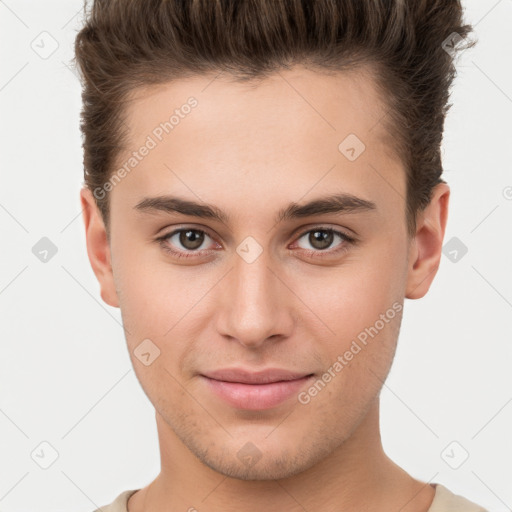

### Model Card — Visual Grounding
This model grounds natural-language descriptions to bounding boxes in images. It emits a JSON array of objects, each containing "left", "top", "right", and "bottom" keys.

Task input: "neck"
[{"left": 129, "top": 398, "right": 435, "bottom": 512}]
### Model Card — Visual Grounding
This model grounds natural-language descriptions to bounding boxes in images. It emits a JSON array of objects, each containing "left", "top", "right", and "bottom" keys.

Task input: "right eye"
[{"left": 156, "top": 228, "right": 221, "bottom": 259}]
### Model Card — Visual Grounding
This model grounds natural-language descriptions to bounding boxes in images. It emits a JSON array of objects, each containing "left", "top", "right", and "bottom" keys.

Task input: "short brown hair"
[{"left": 74, "top": 0, "right": 475, "bottom": 238}]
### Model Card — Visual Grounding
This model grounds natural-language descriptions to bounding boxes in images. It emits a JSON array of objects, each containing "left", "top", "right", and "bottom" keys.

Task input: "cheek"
[
  {"left": 295, "top": 274, "right": 403, "bottom": 420},
  {"left": 111, "top": 233, "right": 204, "bottom": 337},
  {"left": 294, "top": 244, "right": 406, "bottom": 341}
]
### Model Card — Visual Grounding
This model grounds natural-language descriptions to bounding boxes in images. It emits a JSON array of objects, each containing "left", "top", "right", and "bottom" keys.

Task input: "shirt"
[{"left": 92, "top": 483, "right": 488, "bottom": 512}]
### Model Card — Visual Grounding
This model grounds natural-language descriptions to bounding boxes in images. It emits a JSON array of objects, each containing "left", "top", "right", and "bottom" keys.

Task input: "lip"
[{"left": 200, "top": 368, "right": 315, "bottom": 410}]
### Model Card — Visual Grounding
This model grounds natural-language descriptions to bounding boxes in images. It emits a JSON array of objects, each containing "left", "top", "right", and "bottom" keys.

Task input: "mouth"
[{"left": 200, "top": 368, "right": 315, "bottom": 410}]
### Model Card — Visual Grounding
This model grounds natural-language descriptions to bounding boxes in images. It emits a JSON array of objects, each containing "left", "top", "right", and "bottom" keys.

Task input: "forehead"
[
  {"left": 111, "top": 65, "right": 405, "bottom": 223},
  {"left": 124, "top": 64, "right": 392, "bottom": 156}
]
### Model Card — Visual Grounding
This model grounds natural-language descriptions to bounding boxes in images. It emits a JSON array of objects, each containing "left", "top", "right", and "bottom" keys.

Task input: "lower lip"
[{"left": 201, "top": 375, "right": 314, "bottom": 410}]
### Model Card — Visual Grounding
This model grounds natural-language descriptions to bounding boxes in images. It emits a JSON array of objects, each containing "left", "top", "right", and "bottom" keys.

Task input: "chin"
[
  {"left": 193, "top": 435, "right": 333, "bottom": 482},
  {"left": 201, "top": 454, "right": 313, "bottom": 481}
]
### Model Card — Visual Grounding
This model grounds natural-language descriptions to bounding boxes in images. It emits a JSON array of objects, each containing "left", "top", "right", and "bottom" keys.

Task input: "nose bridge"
[{"left": 217, "top": 249, "right": 292, "bottom": 347}]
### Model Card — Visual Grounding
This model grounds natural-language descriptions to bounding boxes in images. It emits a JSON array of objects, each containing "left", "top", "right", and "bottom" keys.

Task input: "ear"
[
  {"left": 405, "top": 182, "right": 450, "bottom": 299},
  {"left": 80, "top": 187, "right": 120, "bottom": 308}
]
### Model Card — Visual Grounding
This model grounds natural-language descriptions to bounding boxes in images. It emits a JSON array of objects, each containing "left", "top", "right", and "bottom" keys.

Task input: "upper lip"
[{"left": 202, "top": 368, "right": 313, "bottom": 384}]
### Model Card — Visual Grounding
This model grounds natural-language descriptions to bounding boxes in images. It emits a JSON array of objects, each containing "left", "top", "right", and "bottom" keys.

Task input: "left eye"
[{"left": 294, "top": 228, "right": 352, "bottom": 252}]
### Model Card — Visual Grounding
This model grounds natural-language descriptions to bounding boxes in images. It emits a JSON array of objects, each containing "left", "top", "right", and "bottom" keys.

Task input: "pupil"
[{"left": 310, "top": 230, "right": 333, "bottom": 250}]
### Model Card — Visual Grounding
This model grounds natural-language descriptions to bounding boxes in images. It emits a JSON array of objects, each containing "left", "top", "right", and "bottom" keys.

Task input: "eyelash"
[{"left": 155, "top": 226, "right": 356, "bottom": 260}]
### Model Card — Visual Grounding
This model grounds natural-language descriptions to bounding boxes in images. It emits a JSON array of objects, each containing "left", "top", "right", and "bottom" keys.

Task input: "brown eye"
[
  {"left": 158, "top": 228, "right": 214, "bottom": 255},
  {"left": 293, "top": 227, "right": 355, "bottom": 258},
  {"left": 178, "top": 229, "right": 205, "bottom": 250},
  {"left": 297, "top": 228, "right": 339, "bottom": 251},
  {"left": 308, "top": 229, "right": 334, "bottom": 250}
]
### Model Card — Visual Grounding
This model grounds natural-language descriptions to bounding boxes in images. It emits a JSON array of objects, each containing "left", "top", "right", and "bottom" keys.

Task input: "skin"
[{"left": 81, "top": 65, "right": 449, "bottom": 512}]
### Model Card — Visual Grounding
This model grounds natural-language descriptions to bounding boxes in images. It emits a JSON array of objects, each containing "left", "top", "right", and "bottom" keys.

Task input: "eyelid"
[
  {"left": 157, "top": 226, "right": 221, "bottom": 249},
  {"left": 293, "top": 225, "right": 355, "bottom": 242}
]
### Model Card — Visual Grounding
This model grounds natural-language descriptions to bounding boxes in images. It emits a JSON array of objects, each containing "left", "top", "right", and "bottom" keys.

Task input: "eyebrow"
[{"left": 134, "top": 193, "right": 377, "bottom": 225}]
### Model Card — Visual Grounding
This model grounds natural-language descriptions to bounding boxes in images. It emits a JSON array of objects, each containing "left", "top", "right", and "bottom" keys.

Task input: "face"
[{"left": 82, "top": 65, "right": 445, "bottom": 480}]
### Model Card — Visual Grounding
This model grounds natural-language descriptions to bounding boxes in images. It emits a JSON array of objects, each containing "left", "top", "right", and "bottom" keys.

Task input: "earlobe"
[
  {"left": 80, "top": 187, "right": 120, "bottom": 308},
  {"left": 405, "top": 183, "right": 450, "bottom": 300}
]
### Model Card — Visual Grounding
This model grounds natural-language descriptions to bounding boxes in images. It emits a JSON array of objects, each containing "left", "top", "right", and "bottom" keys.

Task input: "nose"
[{"left": 215, "top": 249, "right": 295, "bottom": 349}]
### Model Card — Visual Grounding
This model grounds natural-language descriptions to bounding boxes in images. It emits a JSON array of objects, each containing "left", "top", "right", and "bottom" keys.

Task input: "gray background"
[{"left": 0, "top": 1, "right": 511, "bottom": 511}]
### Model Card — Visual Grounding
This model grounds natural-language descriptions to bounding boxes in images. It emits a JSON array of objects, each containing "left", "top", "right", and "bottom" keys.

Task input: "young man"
[{"left": 76, "top": 1, "right": 487, "bottom": 510}]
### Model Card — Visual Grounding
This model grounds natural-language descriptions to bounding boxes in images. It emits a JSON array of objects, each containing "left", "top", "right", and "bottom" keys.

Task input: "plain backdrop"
[{"left": 0, "top": 1, "right": 511, "bottom": 511}]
